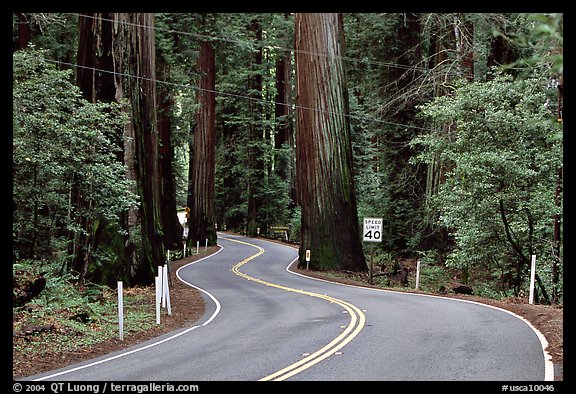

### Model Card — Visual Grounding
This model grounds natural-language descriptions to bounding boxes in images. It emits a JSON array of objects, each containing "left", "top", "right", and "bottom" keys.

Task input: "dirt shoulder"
[{"left": 13, "top": 247, "right": 217, "bottom": 380}]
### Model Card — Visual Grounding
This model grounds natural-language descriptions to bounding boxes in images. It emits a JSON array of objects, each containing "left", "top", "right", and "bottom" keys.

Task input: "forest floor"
[{"left": 13, "top": 242, "right": 563, "bottom": 381}]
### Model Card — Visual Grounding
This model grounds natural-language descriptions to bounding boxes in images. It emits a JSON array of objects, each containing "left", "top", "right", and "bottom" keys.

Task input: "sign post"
[
  {"left": 305, "top": 249, "right": 311, "bottom": 270},
  {"left": 363, "top": 218, "right": 383, "bottom": 284}
]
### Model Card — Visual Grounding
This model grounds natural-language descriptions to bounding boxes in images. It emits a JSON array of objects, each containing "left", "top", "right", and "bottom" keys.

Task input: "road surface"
[{"left": 26, "top": 233, "right": 552, "bottom": 381}]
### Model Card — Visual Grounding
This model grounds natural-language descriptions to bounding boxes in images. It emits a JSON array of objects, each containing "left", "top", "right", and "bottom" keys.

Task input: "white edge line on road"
[
  {"left": 272, "top": 242, "right": 554, "bottom": 382},
  {"left": 176, "top": 246, "right": 224, "bottom": 327},
  {"left": 32, "top": 246, "right": 224, "bottom": 382}
]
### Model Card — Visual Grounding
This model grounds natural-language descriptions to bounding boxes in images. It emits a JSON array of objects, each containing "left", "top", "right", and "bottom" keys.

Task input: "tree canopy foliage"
[{"left": 412, "top": 74, "right": 562, "bottom": 303}]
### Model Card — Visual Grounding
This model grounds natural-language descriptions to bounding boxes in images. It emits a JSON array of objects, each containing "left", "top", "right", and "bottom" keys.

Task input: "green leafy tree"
[
  {"left": 13, "top": 49, "right": 138, "bottom": 279},
  {"left": 413, "top": 75, "right": 562, "bottom": 303}
]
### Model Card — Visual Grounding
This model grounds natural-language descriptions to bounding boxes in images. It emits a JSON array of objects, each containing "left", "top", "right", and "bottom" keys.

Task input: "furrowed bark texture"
[
  {"left": 274, "top": 48, "right": 296, "bottom": 207},
  {"left": 77, "top": 13, "right": 116, "bottom": 103},
  {"left": 112, "top": 13, "right": 163, "bottom": 284},
  {"left": 157, "top": 61, "right": 184, "bottom": 251},
  {"left": 188, "top": 40, "right": 217, "bottom": 246},
  {"left": 294, "top": 13, "right": 366, "bottom": 271}
]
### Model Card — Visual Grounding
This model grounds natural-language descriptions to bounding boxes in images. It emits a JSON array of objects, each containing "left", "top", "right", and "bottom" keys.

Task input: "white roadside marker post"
[
  {"left": 529, "top": 255, "right": 536, "bottom": 304},
  {"left": 415, "top": 260, "right": 421, "bottom": 290},
  {"left": 155, "top": 271, "right": 161, "bottom": 324},
  {"left": 163, "top": 263, "right": 172, "bottom": 316},
  {"left": 117, "top": 281, "right": 124, "bottom": 340},
  {"left": 160, "top": 265, "right": 166, "bottom": 309}
]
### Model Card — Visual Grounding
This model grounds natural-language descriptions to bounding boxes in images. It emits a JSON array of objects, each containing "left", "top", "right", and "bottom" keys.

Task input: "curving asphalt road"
[{"left": 25, "top": 233, "right": 552, "bottom": 381}]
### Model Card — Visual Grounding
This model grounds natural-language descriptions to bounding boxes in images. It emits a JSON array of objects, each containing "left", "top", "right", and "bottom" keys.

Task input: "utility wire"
[
  {"left": 42, "top": 57, "right": 442, "bottom": 133},
  {"left": 66, "top": 12, "right": 449, "bottom": 76}
]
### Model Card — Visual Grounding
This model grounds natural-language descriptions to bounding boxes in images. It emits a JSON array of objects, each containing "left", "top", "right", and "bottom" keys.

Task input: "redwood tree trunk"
[
  {"left": 15, "top": 13, "right": 31, "bottom": 50},
  {"left": 112, "top": 13, "right": 163, "bottom": 284},
  {"left": 188, "top": 40, "right": 217, "bottom": 246},
  {"left": 294, "top": 13, "right": 366, "bottom": 271},
  {"left": 77, "top": 13, "right": 116, "bottom": 103},
  {"left": 157, "top": 60, "right": 184, "bottom": 251},
  {"left": 274, "top": 49, "right": 296, "bottom": 207}
]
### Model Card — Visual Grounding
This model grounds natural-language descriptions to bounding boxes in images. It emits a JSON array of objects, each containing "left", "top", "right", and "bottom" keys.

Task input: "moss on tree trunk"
[{"left": 294, "top": 13, "right": 366, "bottom": 272}]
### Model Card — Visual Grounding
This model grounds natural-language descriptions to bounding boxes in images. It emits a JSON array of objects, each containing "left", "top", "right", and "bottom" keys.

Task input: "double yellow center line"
[{"left": 226, "top": 237, "right": 366, "bottom": 381}]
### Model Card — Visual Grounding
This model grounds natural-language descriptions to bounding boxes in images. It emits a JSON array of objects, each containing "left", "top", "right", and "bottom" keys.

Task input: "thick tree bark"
[
  {"left": 112, "top": 13, "right": 164, "bottom": 284},
  {"left": 15, "top": 13, "right": 31, "bottom": 50},
  {"left": 274, "top": 49, "right": 296, "bottom": 207},
  {"left": 294, "top": 13, "right": 366, "bottom": 271},
  {"left": 274, "top": 54, "right": 292, "bottom": 152},
  {"left": 77, "top": 13, "right": 116, "bottom": 103},
  {"left": 120, "top": 104, "right": 140, "bottom": 281},
  {"left": 157, "top": 64, "right": 184, "bottom": 251},
  {"left": 188, "top": 40, "right": 217, "bottom": 246}
]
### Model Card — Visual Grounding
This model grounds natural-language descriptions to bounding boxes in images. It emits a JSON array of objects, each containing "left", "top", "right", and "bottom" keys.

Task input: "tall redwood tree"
[
  {"left": 112, "top": 13, "right": 164, "bottom": 283},
  {"left": 188, "top": 39, "right": 217, "bottom": 246},
  {"left": 294, "top": 13, "right": 366, "bottom": 271}
]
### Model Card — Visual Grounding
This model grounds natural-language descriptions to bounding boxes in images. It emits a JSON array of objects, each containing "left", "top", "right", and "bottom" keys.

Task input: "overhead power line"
[
  {"left": 67, "top": 12, "right": 446, "bottom": 75},
  {"left": 42, "top": 57, "right": 442, "bottom": 134}
]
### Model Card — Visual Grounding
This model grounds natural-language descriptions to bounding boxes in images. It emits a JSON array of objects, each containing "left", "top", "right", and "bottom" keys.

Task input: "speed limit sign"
[{"left": 363, "top": 217, "right": 383, "bottom": 242}]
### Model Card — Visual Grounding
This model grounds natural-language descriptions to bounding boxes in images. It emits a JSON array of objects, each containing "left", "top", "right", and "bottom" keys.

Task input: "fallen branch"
[{"left": 13, "top": 325, "right": 56, "bottom": 338}]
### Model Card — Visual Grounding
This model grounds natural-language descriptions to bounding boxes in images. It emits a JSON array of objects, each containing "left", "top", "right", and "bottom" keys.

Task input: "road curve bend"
[{"left": 26, "top": 233, "right": 552, "bottom": 381}]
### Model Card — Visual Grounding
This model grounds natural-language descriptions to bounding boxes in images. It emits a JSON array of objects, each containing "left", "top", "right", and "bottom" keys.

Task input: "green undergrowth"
[
  {"left": 314, "top": 258, "right": 518, "bottom": 301},
  {"left": 13, "top": 260, "right": 157, "bottom": 358}
]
